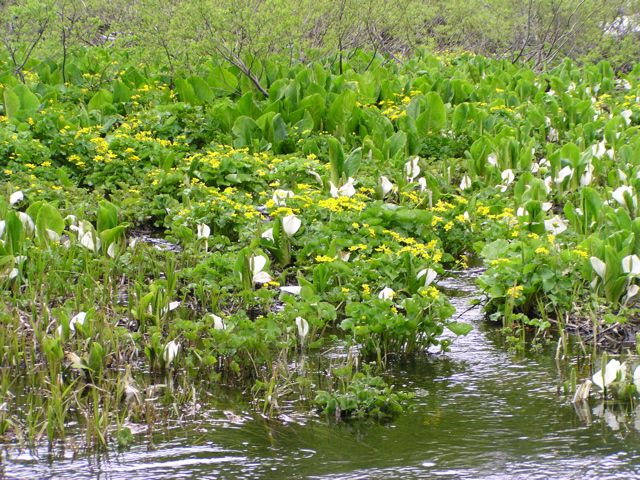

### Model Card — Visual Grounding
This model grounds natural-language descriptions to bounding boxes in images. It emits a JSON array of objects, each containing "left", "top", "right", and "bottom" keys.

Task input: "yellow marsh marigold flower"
[{"left": 507, "top": 285, "right": 524, "bottom": 299}]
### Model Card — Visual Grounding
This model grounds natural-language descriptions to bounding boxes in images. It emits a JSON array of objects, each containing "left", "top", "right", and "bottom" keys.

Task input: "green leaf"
[{"left": 447, "top": 322, "right": 473, "bottom": 336}]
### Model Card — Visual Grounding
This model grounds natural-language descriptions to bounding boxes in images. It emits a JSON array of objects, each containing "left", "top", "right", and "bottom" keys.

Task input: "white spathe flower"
[
  {"left": 541, "top": 202, "right": 553, "bottom": 212},
  {"left": 58, "top": 311, "right": 87, "bottom": 336},
  {"left": 0, "top": 220, "right": 6, "bottom": 238},
  {"left": 591, "top": 140, "right": 606, "bottom": 159},
  {"left": 282, "top": 215, "right": 301, "bottom": 236},
  {"left": 261, "top": 228, "right": 274, "bottom": 242},
  {"left": 590, "top": 256, "right": 607, "bottom": 280},
  {"left": 580, "top": 163, "right": 594, "bottom": 186},
  {"left": 592, "top": 359, "right": 624, "bottom": 390},
  {"left": 531, "top": 162, "right": 540, "bottom": 174},
  {"left": 417, "top": 268, "right": 437, "bottom": 287},
  {"left": 554, "top": 166, "right": 573, "bottom": 183},
  {"left": 107, "top": 242, "right": 117, "bottom": 258},
  {"left": 45, "top": 229, "right": 60, "bottom": 243},
  {"left": 417, "top": 177, "right": 427, "bottom": 192},
  {"left": 612, "top": 185, "right": 636, "bottom": 207},
  {"left": 69, "top": 312, "right": 87, "bottom": 332},
  {"left": 272, "top": 189, "right": 294, "bottom": 206},
  {"left": 80, "top": 231, "right": 100, "bottom": 252},
  {"left": 544, "top": 216, "right": 567, "bottom": 235},
  {"left": 9, "top": 191, "right": 23, "bottom": 205},
  {"left": 460, "top": 175, "right": 471, "bottom": 191},
  {"left": 405, "top": 157, "right": 420, "bottom": 182},
  {"left": 280, "top": 285, "right": 302, "bottom": 295},
  {"left": 380, "top": 176, "right": 394, "bottom": 196},
  {"left": 378, "top": 287, "right": 396, "bottom": 300},
  {"left": 163, "top": 340, "right": 180, "bottom": 366},
  {"left": 329, "top": 177, "right": 356, "bottom": 198},
  {"left": 516, "top": 207, "right": 526, "bottom": 217},
  {"left": 249, "top": 254, "right": 272, "bottom": 284},
  {"left": 501, "top": 169, "right": 515, "bottom": 185},
  {"left": 627, "top": 284, "right": 639, "bottom": 300},
  {"left": 547, "top": 127, "right": 558, "bottom": 142},
  {"left": 295, "top": 316, "right": 309, "bottom": 341},
  {"left": 622, "top": 255, "right": 640, "bottom": 275},
  {"left": 634, "top": 366, "right": 640, "bottom": 393},
  {"left": 17, "top": 212, "right": 35, "bottom": 236},
  {"left": 197, "top": 223, "right": 211, "bottom": 239},
  {"left": 618, "top": 169, "right": 628, "bottom": 182},
  {"left": 208, "top": 313, "right": 225, "bottom": 330},
  {"left": 622, "top": 109, "right": 632, "bottom": 125},
  {"left": 487, "top": 153, "right": 498, "bottom": 167}
]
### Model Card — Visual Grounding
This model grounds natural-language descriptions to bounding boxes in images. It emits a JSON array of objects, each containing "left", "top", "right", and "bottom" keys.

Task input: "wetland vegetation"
[{"left": 2, "top": 0, "right": 640, "bottom": 477}]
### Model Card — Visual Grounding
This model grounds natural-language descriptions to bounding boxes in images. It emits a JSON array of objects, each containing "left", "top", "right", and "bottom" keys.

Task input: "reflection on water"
[{"left": 4, "top": 268, "right": 640, "bottom": 479}]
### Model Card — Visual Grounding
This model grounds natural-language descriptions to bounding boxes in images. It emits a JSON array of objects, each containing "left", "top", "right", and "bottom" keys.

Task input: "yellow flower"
[
  {"left": 535, "top": 247, "right": 549, "bottom": 255},
  {"left": 362, "top": 284, "right": 371, "bottom": 295},
  {"left": 507, "top": 285, "right": 524, "bottom": 299},
  {"left": 572, "top": 248, "right": 588, "bottom": 258},
  {"left": 315, "top": 255, "right": 335, "bottom": 263}
]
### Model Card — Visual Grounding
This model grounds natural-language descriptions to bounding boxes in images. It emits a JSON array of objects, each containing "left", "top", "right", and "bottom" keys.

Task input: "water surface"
[{"left": 4, "top": 269, "right": 640, "bottom": 479}]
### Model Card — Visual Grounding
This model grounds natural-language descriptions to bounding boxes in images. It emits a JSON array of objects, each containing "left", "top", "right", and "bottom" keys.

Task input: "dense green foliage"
[{"left": 2, "top": 1, "right": 640, "bottom": 451}]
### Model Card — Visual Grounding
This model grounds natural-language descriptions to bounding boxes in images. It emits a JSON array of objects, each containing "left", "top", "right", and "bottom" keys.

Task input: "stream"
[{"left": 4, "top": 269, "right": 640, "bottom": 479}]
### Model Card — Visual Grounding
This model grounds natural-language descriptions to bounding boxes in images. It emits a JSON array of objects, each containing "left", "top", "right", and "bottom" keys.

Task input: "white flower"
[
  {"left": 547, "top": 127, "right": 558, "bottom": 142},
  {"left": 622, "top": 109, "right": 632, "bottom": 125},
  {"left": 295, "top": 316, "right": 309, "bottom": 340},
  {"left": 405, "top": 157, "right": 420, "bottom": 182},
  {"left": 627, "top": 284, "right": 639, "bottom": 300},
  {"left": 502, "top": 169, "right": 515, "bottom": 185},
  {"left": 580, "top": 164, "right": 594, "bottom": 186},
  {"left": 197, "top": 223, "right": 211, "bottom": 239},
  {"left": 612, "top": 186, "right": 636, "bottom": 207},
  {"left": 261, "top": 228, "right": 274, "bottom": 241},
  {"left": 378, "top": 287, "right": 395, "bottom": 300},
  {"left": 282, "top": 215, "right": 301, "bottom": 236},
  {"left": 249, "top": 255, "right": 272, "bottom": 284},
  {"left": 417, "top": 177, "right": 427, "bottom": 192},
  {"left": 280, "top": 285, "right": 302, "bottom": 295},
  {"left": 417, "top": 268, "right": 437, "bottom": 287},
  {"left": 70, "top": 312, "right": 86, "bottom": 331},
  {"left": 590, "top": 257, "right": 607, "bottom": 280},
  {"left": 107, "top": 242, "right": 117, "bottom": 258},
  {"left": 9, "top": 191, "right": 23, "bottom": 205},
  {"left": 592, "top": 359, "right": 624, "bottom": 390},
  {"left": 634, "top": 366, "right": 640, "bottom": 393},
  {"left": 591, "top": 140, "right": 606, "bottom": 159},
  {"left": 531, "top": 162, "right": 540, "bottom": 174},
  {"left": 58, "top": 311, "right": 87, "bottom": 336},
  {"left": 544, "top": 216, "right": 567, "bottom": 235},
  {"left": 0, "top": 220, "right": 5, "bottom": 238},
  {"left": 487, "top": 153, "right": 498, "bottom": 167},
  {"left": 554, "top": 166, "right": 573, "bottom": 183},
  {"left": 163, "top": 340, "right": 180, "bottom": 366},
  {"left": 622, "top": 255, "right": 640, "bottom": 275},
  {"left": 272, "top": 189, "right": 294, "bottom": 206},
  {"left": 380, "top": 176, "right": 394, "bottom": 196},
  {"left": 80, "top": 231, "right": 100, "bottom": 252},
  {"left": 543, "top": 177, "right": 553, "bottom": 193},
  {"left": 541, "top": 202, "right": 553, "bottom": 212},
  {"left": 459, "top": 175, "right": 471, "bottom": 191},
  {"left": 618, "top": 169, "right": 628, "bottom": 182},
  {"left": 208, "top": 313, "right": 225, "bottom": 330},
  {"left": 17, "top": 212, "right": 35, "bottom": 236},
  {"left": 329, "top": 177, "right": 356, "bottom": 198}
]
